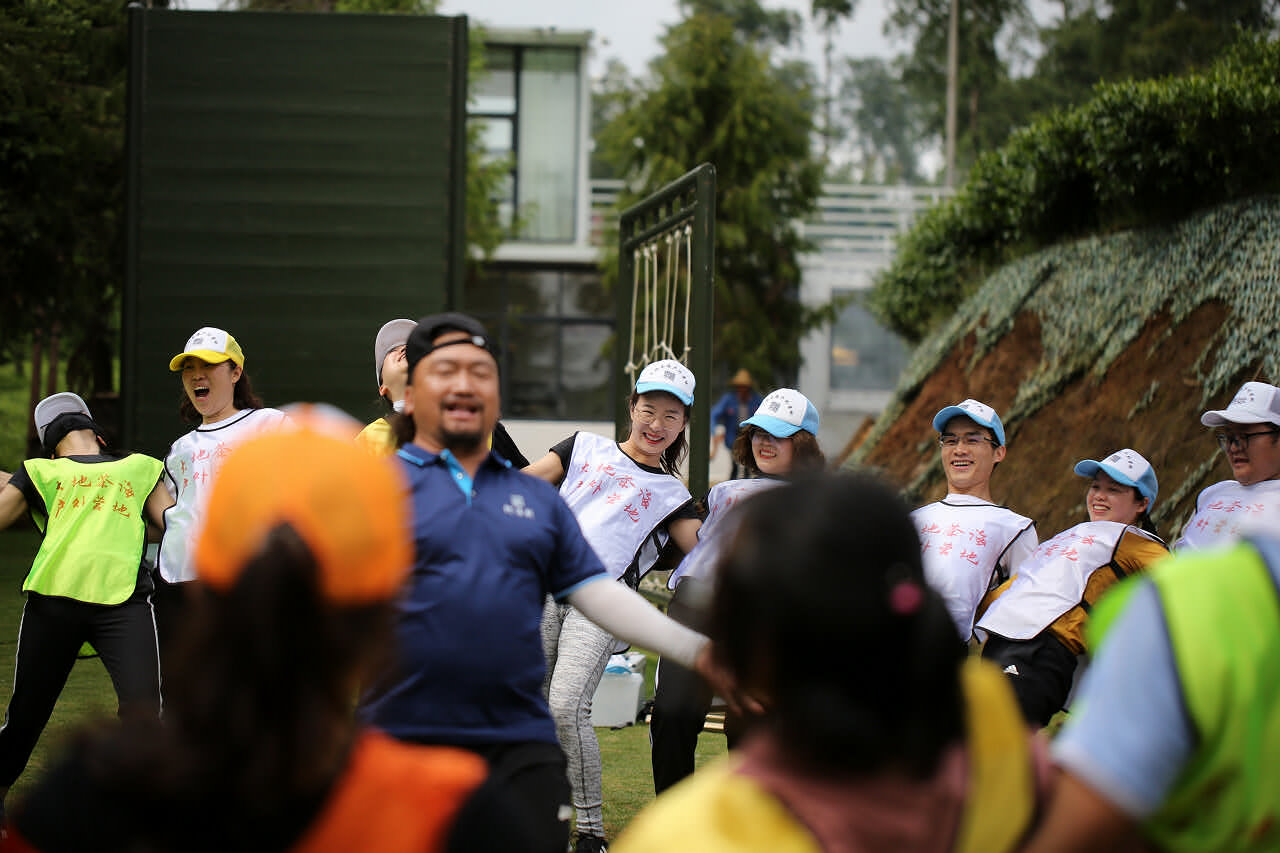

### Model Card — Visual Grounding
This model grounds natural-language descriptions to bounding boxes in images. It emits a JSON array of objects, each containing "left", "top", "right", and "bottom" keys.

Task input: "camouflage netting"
[{"left": 847, "top": 195, "right": 1280, "bottom": 539}]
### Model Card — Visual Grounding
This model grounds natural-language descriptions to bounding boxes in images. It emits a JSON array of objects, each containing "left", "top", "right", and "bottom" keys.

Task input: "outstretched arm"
[
  {"left": 523, "top": 451, "right": 566, "bottom": 486},
  {"left": 1020, "top": 771, "right": 1144, "bottom": 853},
  {"left": 0, "top": 483, "right": 28, "bottom": 531},
  {"left": 567, "top": 577, "right": 762, "bottom": 715}
]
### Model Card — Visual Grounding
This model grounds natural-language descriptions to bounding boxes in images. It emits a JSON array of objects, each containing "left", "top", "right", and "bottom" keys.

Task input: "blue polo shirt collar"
[{"left": 397, "top": 443, "right": 513, "bottom": 504}]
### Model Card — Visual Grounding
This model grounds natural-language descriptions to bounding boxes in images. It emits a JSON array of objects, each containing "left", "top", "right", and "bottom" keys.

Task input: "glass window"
[
  {"left": 516, "top": 47, "right": 580, "bottom": 242},
  {"left": 473, "top": 43, "right": 582, "bottom": 244},
  {"left": 473, "top": 47, "right": 516, "bottom": 114},
  {"left": 468, "top": 264, "right": 614, "bottom": 419},
  {"left": 829, "top": 290, "right": 910, "bottom": 392}
]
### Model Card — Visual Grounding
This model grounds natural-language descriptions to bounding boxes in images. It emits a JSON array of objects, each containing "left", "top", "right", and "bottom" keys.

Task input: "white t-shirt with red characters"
[
  {"left": 912, "top": 494, "right": 1038, "bottom": 641},
  {"left": 158, "top": 408, "right": 287, "bottom": 583}
]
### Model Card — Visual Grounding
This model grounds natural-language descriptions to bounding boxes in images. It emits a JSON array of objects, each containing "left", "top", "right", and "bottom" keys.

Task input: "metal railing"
[{"left": 589, "top": 180, "right": 951, "bottom": 257}]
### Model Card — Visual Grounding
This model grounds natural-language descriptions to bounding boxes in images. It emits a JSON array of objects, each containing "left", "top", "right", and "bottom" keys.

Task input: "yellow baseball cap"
[
  {"left": 195, "top": 410, "right": 411, "bottom": 603},
  {"left": 169, "top": 327, "right": 246, "bottom": 372}
]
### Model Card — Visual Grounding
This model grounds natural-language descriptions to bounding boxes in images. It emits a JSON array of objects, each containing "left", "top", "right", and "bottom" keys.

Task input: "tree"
[
  {"left": 1023, "top": 0, "right": 1280, "bottom": 116},
  {"left": 0, "top": 0, "right": 129, "bottom": 440},
  {"left": 811, "top": 0, "right": 858, "bottom": 162},
  {"left": 838, "top": 56, "right": 923, "bottom": 183},
  {"left": 886, "top": 0, "right": 1033, "bottom": 173},
  {"left": 597, "top": 5, "right": 829, "bottom": 387}
]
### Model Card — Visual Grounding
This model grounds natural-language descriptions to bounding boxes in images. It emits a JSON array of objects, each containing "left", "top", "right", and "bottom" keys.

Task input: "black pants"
[
  {"left": 650, "top": 580, "right": 745, "bottom": 794},
  {"left": 0, "top": 590, "right": 161, "bottom": 787},
  {"left": 455, "top": 740, "right": 571, "bottom": 853},
  {"left": 150, "top": 575, "right": 194, "bottom": 680},
  {"left": 982, "top": 632, "right": 1079, "bottom": 727}
]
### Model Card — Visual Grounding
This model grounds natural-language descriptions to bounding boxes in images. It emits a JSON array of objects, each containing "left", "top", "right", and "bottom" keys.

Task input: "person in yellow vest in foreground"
[
  {"left": 0, "top": 392, "right": 172, "bottom": 824},
  {"left": 616, "top": 473, "right": 1051, "bottom": 853},
  {"left": 1022, "top": 534, "right": 1280, "bottom": 853}
]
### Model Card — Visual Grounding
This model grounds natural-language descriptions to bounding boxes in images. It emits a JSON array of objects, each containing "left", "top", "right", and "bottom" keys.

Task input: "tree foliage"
[
  {"left": 839, "top": 56, "right": 923, "bottom": 182},
  {"left": 869, "top": 34, "right": 1280, "bottom": 341},
  {"left": 597, "top": 5, "right": 828, "bottom": 387},
  {"left": 886, "top": 0, "right": 1033, "bottom": 173},
  {"left": 0, "top": 0, "right": 128, "bottom": 404}
]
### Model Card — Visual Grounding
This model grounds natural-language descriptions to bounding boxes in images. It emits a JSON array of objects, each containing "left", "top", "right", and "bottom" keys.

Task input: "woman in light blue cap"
[
  {"left": 651, "top": 388, "right": 826, "bottom": 794},
  {"left": 525, "top": 359, "right": 705, "bottom": 853},
  {"left": 976, "top": 449, "right": 1169, "bottom": 726}
]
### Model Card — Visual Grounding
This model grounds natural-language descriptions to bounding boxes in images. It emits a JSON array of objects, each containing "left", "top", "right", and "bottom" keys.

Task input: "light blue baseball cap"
[
  {"left": 740, "top": 388, "right": 820, "bottom": 438},
  {"left": 1074, "top": 448, "right": 1158, "bottom": 507},
  {"left": 635, "top": 359, "right": 695, "bottom": 405},
  {"left": 932, "top": 398, "right": 1007, "bottom": 447}
]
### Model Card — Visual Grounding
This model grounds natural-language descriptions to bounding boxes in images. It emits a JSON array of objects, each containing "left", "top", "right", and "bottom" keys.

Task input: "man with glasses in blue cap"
[
  {"left": 912, "top": 398, "right": 1038, "bottom": 642},
  {"left": 1175, "top": 380, "right": 1280, "bottom": 549}
]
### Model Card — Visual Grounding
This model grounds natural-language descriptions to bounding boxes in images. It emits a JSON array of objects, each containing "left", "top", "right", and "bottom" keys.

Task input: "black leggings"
[
  {"left": 0, "top": 590, "right": 161, "bottom": 787},
  {"left": 650, "top": 580, "right": 746, "bottom": 794}
]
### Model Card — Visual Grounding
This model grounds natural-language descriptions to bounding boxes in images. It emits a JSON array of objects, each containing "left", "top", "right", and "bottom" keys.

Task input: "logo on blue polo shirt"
[{"left": 503, "top": 493, "right": 535, "bottom": 519}]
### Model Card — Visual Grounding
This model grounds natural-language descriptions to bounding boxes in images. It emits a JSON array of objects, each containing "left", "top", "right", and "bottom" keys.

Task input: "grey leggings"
[{"left": 541, "top": 598, "right": 615, "bottom": 838}]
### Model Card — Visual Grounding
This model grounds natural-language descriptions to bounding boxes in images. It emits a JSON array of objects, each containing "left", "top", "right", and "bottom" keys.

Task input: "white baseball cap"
[
  {"left": 932, "top": 398, "right": 1007, "bottom": 446},
  {"left": 1074, "top": 448, "right": 1158, "bottom": 507},
  {"left": 34, "top": 392, "right": 92, "bottom": 447},
  {"left": 635, "top": 359, "right": 695, "bottom": 405},
  {"left": 740, "top": 389, "right": 820, "bottom": 438},
  {"left": 1201, "top": 381, "right": 1280, "bottom": 428},
  {"left": 374, "top": 319, "right": 416, "bottom": 386}
]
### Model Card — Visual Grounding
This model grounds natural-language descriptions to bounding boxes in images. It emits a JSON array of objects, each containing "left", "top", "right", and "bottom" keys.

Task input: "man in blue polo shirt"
[{"left": 358, "top": 313, "right": 713, "bottom": 853}]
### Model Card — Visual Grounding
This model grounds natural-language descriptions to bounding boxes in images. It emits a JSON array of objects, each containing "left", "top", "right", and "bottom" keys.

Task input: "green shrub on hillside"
[{"left": 872, "top": 34, "right": 1280, "bottom": 342}]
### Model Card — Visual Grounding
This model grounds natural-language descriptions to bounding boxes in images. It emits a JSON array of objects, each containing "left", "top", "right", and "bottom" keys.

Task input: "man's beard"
[{"left": 441, "top": 426, "right": 485, "bottom": 455}]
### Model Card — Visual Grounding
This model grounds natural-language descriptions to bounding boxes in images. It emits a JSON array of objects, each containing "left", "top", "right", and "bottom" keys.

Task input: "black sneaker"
[{"left": 574, "top": 833, "right": 608, "bottom": 853}]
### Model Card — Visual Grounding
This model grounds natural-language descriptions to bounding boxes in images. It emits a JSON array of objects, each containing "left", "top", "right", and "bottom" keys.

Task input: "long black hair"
[
  {"left": 711, "top": 473, "right": 965, "bottom": 779},
  {"left": 69, "top": 524, "right": 393, "bottom": 849}
]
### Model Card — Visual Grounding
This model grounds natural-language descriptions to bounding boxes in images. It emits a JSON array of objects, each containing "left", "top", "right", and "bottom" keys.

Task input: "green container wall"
[{"left": 123, "top": 8, "right": 467, "bottom": 456}]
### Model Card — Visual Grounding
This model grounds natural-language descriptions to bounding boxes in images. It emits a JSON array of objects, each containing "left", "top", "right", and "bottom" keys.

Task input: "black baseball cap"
[{"left": 405, "top": 313, "right": 498, "bottom": 375}]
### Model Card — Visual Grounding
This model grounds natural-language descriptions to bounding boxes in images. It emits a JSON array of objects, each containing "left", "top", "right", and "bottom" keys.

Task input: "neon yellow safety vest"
[
  {"left": 1090, "top": 540, "right": 1280, "bottom": 853},
  {"left": 23, "top": 454, "right": 163, "bottom": 605}
]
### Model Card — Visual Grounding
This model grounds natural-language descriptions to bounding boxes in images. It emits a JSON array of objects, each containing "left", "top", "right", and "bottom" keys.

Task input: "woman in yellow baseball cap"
[{"left": 154, "top": 327, "right": 288, "bottom": 667}]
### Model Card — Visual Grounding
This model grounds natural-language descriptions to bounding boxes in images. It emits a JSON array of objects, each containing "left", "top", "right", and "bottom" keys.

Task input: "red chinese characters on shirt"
[
  {"left": 918, "top": 524, "right": 993, "bottom": 560},
  {"left": 51, "top": 474, "right": 141, "bottom": 520},
  {"left": 566, "top": 461, "right": 667, "bottom": 524}
]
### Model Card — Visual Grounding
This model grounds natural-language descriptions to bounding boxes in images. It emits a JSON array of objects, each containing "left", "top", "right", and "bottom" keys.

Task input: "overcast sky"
[{"left": 439, "top": 0, "right": 903, "bottom": 77}]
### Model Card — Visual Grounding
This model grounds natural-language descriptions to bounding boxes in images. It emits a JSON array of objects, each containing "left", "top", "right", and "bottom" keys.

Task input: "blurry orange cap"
[{"left": 195, "top": 406, "right": 411, "bottom": 603}]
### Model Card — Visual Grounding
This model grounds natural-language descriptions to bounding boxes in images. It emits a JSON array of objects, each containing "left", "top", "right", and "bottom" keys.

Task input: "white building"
[{"left": 469, "top": 29, "right": 946, "bottom": 475}]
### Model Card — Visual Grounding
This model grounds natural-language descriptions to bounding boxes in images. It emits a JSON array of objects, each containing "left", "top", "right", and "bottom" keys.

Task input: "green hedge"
[{"left": 872, "top": 34, "right": 1280, "bottom": 342}]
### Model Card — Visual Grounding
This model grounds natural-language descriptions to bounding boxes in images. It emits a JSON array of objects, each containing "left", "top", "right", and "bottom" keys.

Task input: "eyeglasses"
[
  {"left": 1215, "top": 429, "right": 1280, "bottom": 451},
  {"left": 938, "top": 433, "right": 999, "bottom": 449}
]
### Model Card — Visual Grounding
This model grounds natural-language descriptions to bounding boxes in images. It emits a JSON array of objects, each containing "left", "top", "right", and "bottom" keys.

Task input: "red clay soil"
[{"left": 860, "top": 301, "right": 1246, "bottom": 539}]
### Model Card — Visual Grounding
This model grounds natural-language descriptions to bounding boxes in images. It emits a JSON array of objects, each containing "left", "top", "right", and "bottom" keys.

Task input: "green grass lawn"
[{"left": 0, "top": 530, "right": 723, "bottom": 835}]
